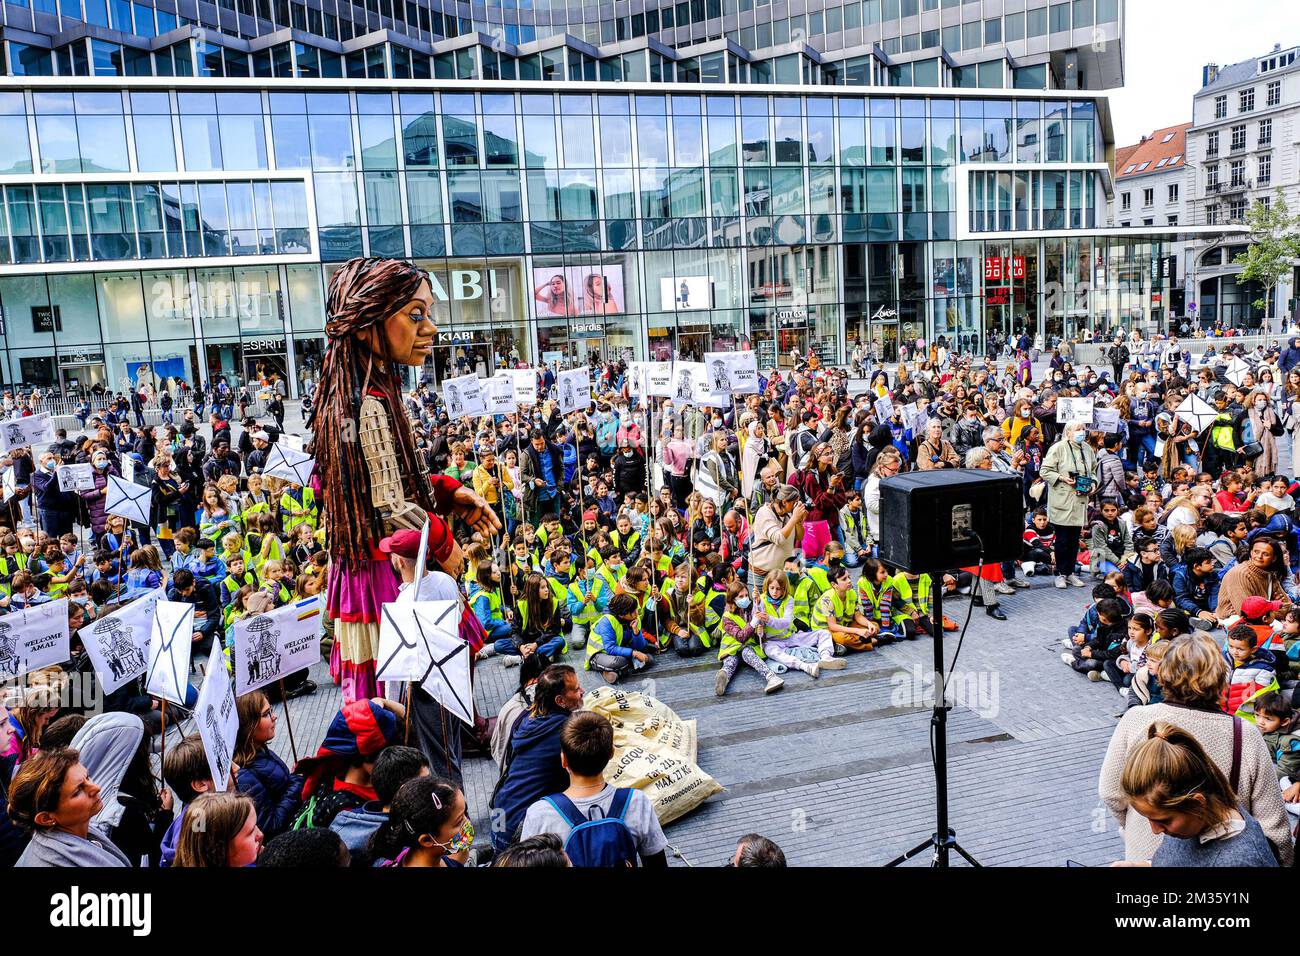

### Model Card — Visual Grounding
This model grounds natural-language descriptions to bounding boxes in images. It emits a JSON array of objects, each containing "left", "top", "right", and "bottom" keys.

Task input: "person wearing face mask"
[
  {"left": 1244, "top": 388, "right": 1283, "bottom": 479},
  {"left": 1039, "top": 421, "right": 1098, "bottom": 589},
  {"left": 78, "top": 451, "right": 120, "bottom": 540},
  {"left": 31, "top": 451, "right": 77, "bottom": 538},
  {"left": 372, "top": 776, "right": 472, "bottom": 868},
  {"left": 612, "top": 439, "right": 646, "bottom": 500}
]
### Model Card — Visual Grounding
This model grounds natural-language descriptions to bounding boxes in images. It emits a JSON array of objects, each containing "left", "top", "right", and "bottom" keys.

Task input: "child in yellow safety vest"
[
  {"left": 662, "top": 562, "right": 712, "bottom": 657},
  {"left": 516, "top": 572, "right": 568, "bottom": 659},
  {"left": 566, "top": 554, "right": 611, "bottom": 652},
  {"left": 811, "top": 565, "right": 878, "bottom": 652},
  {"left": 714, "top": 581, "right": 784, "bottom": 696},
  {"left": 280, "top": 483, "right": 318, "bottom": 534},
  {"left": 258, "top": 560, "right": 294, "bottom": 607},
  {"left": 584, "top": 593, "right": 655, "bottom": 684},
  {"left": 855, "top": 557, "right": 915, "bottom": 642}
]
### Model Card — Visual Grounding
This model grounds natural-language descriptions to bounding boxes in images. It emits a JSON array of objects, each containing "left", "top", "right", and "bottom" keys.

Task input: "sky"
[{"left": 1107, "top": 0, "right": 1300, "bottom": 147}]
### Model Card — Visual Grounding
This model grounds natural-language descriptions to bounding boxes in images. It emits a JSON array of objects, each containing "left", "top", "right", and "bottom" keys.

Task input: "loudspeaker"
[{"left": 877, "top": 470, "right": 1024, "bottom": 573}]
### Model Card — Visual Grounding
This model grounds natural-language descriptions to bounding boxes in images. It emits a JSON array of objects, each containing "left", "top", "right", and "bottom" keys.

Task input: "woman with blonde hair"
[
  {"left": 1099, "top": 633, "right": 1293, "bottom": 864},
  {"left": 1119, "top": 722, "right": 1279, "bottom": 866}
]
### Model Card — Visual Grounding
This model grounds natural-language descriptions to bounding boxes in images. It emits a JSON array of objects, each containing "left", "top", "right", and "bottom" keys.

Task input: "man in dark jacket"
[
  {"left": 32, "top": 450, "right": 79, "bottom": 537},
  {"left": 1281, "top": 337, "right": 1300, "bottom": 375},
  {"left": 203, "top": 440, "right": 241, "bottom": 483},
  {"left": 489, "top": 664, "right": 584, "bottom": 852},
  {"left": 520, "top": 428, "right": 565, "bottom": 525}
]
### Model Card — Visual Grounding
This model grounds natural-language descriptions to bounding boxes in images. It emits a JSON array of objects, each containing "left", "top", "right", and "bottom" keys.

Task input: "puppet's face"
[{"left": 363, "top": 280, "right": 436, "bottom": 366}]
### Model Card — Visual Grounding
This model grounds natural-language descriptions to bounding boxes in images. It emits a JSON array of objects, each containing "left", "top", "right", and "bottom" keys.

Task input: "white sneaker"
[
  {"left": 1087, "top": 670, "right": 1105, "bottom": 682},
  {"left": 502, "top": 654, "right": 520, "bottom": 668},
  {"left": 1055, "top": 575, "right": 1068, "bottom": 589},
  {"left": 1067, "top": 574, "right": 1087, "bottom": 588},
  {"left": 1118, "top": 686, "right": 1130, "bottom": 700},
  {"left": 475, "top": 645, "right": 497, "bottom": 661},
  {"left": 801, "top": 661, "right": 821, "bottom": 679},
  {"left": 1061, "top": 652, "right": 1076, "bottom": 665},
  {"left": 819, "top": 656, "right": 847, "bottom": 671},
  {"left": 715, "top": 669, "right": 730, "bottom": 697},
  {"left": 764, "top": 674, "right": 785, "bottom": 694},
  {"left": 994, "top": 582, "right": 1016, "bottom": 596},
  {"left": 1010, "top": 578, "right": 1032, "bottom": 589}
]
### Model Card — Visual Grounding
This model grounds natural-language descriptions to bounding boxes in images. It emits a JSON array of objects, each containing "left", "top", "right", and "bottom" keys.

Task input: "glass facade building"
[{"left": 0, "top": 0, "right": 1233, "bottom": 397}]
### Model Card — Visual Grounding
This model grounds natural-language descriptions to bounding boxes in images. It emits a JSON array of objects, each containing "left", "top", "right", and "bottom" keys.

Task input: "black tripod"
[{"left": 885, "top": 578, "right": 982, "bottom": 868}]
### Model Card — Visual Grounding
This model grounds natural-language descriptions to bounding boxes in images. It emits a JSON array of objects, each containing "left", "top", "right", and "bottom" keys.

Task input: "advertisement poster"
[{"left": 532, "top": 266, "right": 625, "bottom": 318}]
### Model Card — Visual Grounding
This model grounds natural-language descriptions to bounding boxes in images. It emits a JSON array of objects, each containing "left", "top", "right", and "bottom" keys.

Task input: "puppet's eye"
[{"left": 410, "top": 308, "right": 426, "bottom": 323}]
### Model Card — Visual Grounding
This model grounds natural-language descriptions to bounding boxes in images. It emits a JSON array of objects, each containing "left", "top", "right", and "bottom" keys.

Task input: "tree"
[{"left": 1234, "top": 188, "right": 1300, "bottom": 318}]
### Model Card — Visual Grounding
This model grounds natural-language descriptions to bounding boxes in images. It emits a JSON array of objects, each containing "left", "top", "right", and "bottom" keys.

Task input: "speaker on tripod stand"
[{"left": 876, "top": 469, "right": 1023, "bottom": 867}]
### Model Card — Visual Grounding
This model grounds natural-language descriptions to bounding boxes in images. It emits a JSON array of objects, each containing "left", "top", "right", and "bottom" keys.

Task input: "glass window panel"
[
  {"left": 446, "top": 171, "right": 483, "bottom": 222},
  {"left": 36, "top": 116, "right": 81, "bottom": 173},
  {"left": 270, "top": 181, "right": 309, "bottom": 228},
  {"left": 219, "top": 114, "right": 268, "bottom": 170},
  {"left": 180, "top": 114, "right": 223, "bottom": 171},
  {"left": 308, "top": 114, "right": 355, "bottom": 169},
  {"left": 359, "top": 113, "right": 398, "bottom": 169},
  {"left": 0, "top": 110, "right": 32, "bottom": 174},
  {"left": 600, "top": 115, "right": 633, "bottom": 166},
  {"left": 405, "top": 170, "right": 443, "bottom": 224},
  {"left": 771, "top": 167, "right": 803, "bottom": 215},
  {"left": 271, "top": 115, "right": 312, "bottom": 169},
  {"left": 707, "top": 113, "right": 737, "bottom": 165},
  {"left": 363, "top": 171, "right": 402, "bottom": 225},
  {"left": 562, "top": 114, "right": 595, "bottom": 167},
  {"left": 442, "top": 114, "right": 479, "bottom": 167},
  {"left": 401, "top": 112, "right": 438, "bottom": 168},
  {"left": 313, "top": 172, "right": 359, "bottom": 227},
  {"left": 637, "top": 114, "right": 669, "bottom": 166},
  {"left": 522, "top": 113, "right": 558, "bottom": 168},
  {"left": 482, "top": 112, "right": 518, "bottom": 167},
  {"left": 672, "top": 114, "right": 703, "bottom": 167},
  {"left": 604, "top": 169, "right": 636, "bottom": 219},
  {"left": 95, "top": 272, "right": 148, "bottom": 341},
  {"left": 133, "top": 115, "right": 176, "bottom": 171}
]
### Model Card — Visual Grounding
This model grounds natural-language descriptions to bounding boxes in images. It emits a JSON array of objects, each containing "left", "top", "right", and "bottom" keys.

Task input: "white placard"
[
  {"left": 78, "top": 586, "right": 166, "bottom": 695},
  {"left": 232, "top": 595, "right": 323, "bottom": 696},
  {"left": 906, "top": 403, "right": 929, "bottom": 435},
  {"left": 262, "top": 442, "right": 315, "bottom": 486},
  {"left": 1224, "top": 357, "right": 1251, "bottom": 387},
  {"left": 144, "top": 599, "right": 195, "bottom": 706},
  {"left": 726, "top": 350, "right": 761, "bottom": 395},
  {"left": 104, "top": 473, "right": 153, "bottom": 526},
  {"left": 376, "top": 600, "right": 474, "bottom": 726},
  {"left": 645, "top": 361, "right": 675, "bottom": 398},
  {"left": 195, "top": 641, "right": 238, "bottom": 792},
  {"left": 0, "top": 598, "right": 69, "bottom": 681},
  {"left": 1093, "top": 407, "right": 1121, "bottom": 434},
  {"left": 2, "top": 467, "right": 14, "bottom": 503},
  {"left": 556, "top": 367, "right": 593, "bottom": 415},
  {"left": 282, "top": 433, "right": 305, "bottom": 452},
  {"left": 1057, "top": 396, "right": 1095, "bottom": 426},
  {"left": 57, "top": 463, "right": 95, "bottom": 493},
  {"left": 443, "top": 372, "right": 487, "bottom": 421},
  {"left": 874, "top": 395, "right": 895, "bottom": 421},
  {"left": 509, "top": 368, "right": 538, "bottom": 407},
  {"left": 120, "top": 456, "right": 136, "bottom": 486},
  {"left": 1175, "top": 393, "right": 1219, "bottom": 433},
  {"left": 486, "top": 372, "right": 517, "bottom": 415},
  {"left": 0, "top": 413, "right": 54, "bottom": 454}
]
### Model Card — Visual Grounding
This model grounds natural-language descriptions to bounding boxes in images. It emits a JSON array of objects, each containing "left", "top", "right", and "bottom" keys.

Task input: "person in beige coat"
[{"left": 1098, "top": 633, "right": 1294, "bottom": 864}]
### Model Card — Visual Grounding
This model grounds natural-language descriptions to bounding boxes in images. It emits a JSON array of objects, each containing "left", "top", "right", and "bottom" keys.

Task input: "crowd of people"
[{"left": 7, "top": 319, "right": 1300, "bottom": 869}]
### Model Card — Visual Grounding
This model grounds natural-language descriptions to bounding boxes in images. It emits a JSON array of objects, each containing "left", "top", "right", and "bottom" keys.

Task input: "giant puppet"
[{"left": 308, "top": 258, "right": 500, "bottom": 702}]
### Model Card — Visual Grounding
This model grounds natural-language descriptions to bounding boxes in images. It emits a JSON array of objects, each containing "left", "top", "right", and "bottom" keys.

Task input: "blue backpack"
[{"left": 542, "top": 789, "right": 638, "bottom": 867}]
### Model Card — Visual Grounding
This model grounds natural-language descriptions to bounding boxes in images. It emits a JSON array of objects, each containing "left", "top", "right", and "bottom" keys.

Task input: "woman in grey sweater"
[
  {"left": 10, "top": 748, "right": 130, "bottom": 867},
  {"left": 1099, "top": 633, "right": 1293, "bottom": 864}
]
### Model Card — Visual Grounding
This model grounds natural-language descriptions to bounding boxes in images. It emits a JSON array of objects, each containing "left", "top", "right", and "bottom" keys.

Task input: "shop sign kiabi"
[{"left": 427, "top": 270, "right": 503, "bottom": 303}]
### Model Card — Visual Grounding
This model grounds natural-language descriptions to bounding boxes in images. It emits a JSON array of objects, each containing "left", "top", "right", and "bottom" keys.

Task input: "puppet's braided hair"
[{"left": 307, "top": 257, "right": 436, "bottom": 564}]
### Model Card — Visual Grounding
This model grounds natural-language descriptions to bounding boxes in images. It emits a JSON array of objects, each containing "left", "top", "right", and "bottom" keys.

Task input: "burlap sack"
[{"left": 583, "top": 686, "right": 724, "bottom": 825}]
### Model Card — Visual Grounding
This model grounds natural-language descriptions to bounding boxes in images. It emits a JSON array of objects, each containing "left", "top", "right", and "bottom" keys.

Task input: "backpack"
[{"left": 542, "top": 789, "right": 638, "bottom": 867}]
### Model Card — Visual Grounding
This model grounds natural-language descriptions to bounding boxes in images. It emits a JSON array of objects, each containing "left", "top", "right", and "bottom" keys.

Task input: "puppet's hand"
[{"left": 450, "top": 486, "right": 502, "bottom": 537}]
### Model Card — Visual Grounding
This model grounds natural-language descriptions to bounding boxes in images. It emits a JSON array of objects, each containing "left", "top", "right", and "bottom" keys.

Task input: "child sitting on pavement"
[
  {"left": 1125, "top": 639, "right": 1168, "bottom": 709},
  {"left": 1062, "top": 596, "right": 1128, "bottom": 682},
  {"left": 1252, "top": 691, "right": 1300, "bottom": 808}
]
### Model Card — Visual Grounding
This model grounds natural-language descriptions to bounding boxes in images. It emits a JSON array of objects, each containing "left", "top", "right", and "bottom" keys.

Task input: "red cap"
[
  {"left": 1241, "top": 596, "right": 1283, "bottom": 620},
  {"left": 379, "top": 528, "right": 423, "bottom": 560},
  {"left": 583, "top": 510, "right": 597, "bottom": 523}
]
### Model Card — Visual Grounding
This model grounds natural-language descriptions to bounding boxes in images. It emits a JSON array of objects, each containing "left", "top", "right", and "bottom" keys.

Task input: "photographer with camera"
[{"left": 1039, "top": 421, "right": 1097, "bottom": 591}]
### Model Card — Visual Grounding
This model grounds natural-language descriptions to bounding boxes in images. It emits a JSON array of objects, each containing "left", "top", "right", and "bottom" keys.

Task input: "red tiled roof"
[{"left": 1114, "top": 123, "right": 1191, "bottom": 180}]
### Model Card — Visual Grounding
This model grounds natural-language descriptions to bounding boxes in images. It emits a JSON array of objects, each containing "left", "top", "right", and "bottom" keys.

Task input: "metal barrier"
[{"left": 1070, "top": 332, "right": 1287, "bottom": 366}]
